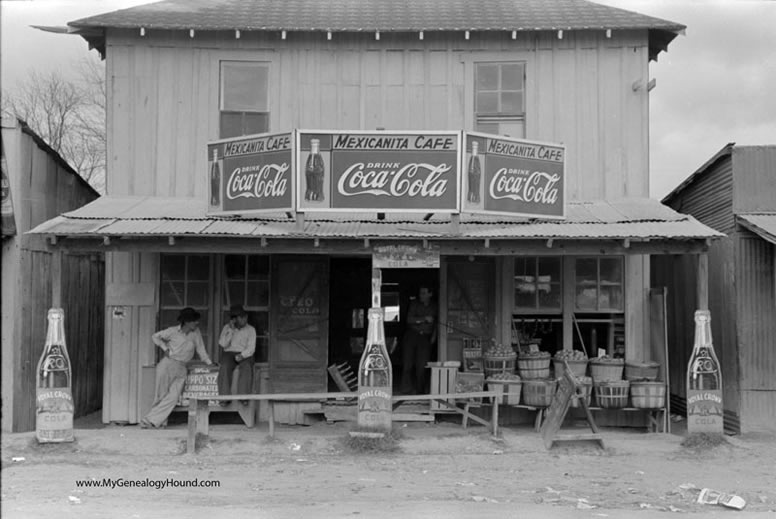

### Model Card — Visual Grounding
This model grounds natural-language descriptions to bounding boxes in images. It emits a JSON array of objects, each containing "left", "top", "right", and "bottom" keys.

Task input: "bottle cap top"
[
  {"left": 694, "top": 309, "right": 711, "bottom": 321},
  {"left": 47, "top": 308, "right": 64, "bottom": 319}
]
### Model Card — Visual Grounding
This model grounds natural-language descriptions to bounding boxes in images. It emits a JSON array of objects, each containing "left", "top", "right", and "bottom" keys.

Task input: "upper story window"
[
  {"left": 220, "top": 61, "right": 269, "bottom": 138},
  {"left": 475, "top": 62, "right": 525, "bottom": 138}
]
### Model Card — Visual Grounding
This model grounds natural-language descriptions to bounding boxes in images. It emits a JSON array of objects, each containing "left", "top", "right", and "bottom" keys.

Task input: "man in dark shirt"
[{"left": 400, "top": 284, "right": 437, "bottom": 394}]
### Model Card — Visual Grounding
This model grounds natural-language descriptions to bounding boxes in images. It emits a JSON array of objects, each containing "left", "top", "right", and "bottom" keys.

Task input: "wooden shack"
[
  {"left": 654, "top": 144, "right": 776, "bottom": 433},
  {"left": 29, "top": 0, "right": 721, "bottom": 427},
  {"left": 1, "top": 115, "right": 104, "bottom": 432}
]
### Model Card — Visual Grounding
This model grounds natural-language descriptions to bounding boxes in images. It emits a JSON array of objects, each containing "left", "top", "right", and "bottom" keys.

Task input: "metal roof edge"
[{"left": 661, "top": 142, "right": 736, "bottom": 205}]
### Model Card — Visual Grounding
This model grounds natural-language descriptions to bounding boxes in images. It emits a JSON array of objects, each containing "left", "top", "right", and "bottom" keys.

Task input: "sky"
[{"left": 1, "top": 0, "right": 774, "bottom": 200}]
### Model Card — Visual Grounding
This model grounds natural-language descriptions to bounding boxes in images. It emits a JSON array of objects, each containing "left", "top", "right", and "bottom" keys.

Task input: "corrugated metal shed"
[
  {"left": 738, "top": 214, "right": 776, "bottom": 245},
  {"left": 28, "top": 195, "right": 722, "bottom": 241}
]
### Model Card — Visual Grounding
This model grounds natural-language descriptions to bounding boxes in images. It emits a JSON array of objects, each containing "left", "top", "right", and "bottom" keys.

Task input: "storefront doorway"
[{"left": 328, "top": 257, "right": 439, "bottom": 393}]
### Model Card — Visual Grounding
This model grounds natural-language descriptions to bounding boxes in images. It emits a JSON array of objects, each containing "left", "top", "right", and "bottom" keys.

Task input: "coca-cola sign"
[
  {"left": 297, "top": 131, "right": 460, "bottom": 212},
  {"left": 207, "top": 132, "right": 293, "bottom": 215},
  {"left": 463, "top": 133, "right": 565, "bottom": 219}
]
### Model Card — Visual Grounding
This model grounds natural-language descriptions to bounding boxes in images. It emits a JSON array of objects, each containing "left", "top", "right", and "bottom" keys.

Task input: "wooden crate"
[{"left": 429, "top": 366, "right": 458, "bottom": 413}]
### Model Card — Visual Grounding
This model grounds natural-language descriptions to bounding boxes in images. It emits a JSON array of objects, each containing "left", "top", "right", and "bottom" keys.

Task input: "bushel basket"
[
  {"left": 522, "top": 378, "right": 557, "bottom": 407},
  {"left": 483, "top": 353, "right": 517, "bottom": 378},
  {"left": 553, "top": 359, "right": 588, "bottom": 379},
  {"left": 625, "top": 362, "right": 660, "bottom": 381},
  {"left": 589, "top": 359, "right": 624, "bottom": 383},
  {"left": 594, "top": 380, "right": 630, "bottom": 408},
  {"left": 518, "top": 356, "right": 551, "bottom": 380},
  {"left": 569, "top": 376, "right": 592, "bottom": 408},
  {"left": 630, "top": 381, "right": 666, "bottom": 408}
]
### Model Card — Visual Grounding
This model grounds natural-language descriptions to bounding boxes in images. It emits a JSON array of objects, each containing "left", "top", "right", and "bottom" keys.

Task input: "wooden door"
[{"left": 269, "top": 256, "right": 329, "bottom": 394}]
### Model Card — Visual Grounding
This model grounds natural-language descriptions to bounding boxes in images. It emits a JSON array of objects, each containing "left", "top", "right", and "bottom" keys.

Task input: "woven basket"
[
  {"left": 594, "top": 380, "right": 630, "bottom": 408},
  {"left": 625, "top": 362, "right": 660, "bottom": 381},
  {"left": 589, "top": 360, "right": 624, "bottom": 383},
  {"left": 484, "top": 354, "right": 517, "bottom": 378},
  {"left": 630, "top": 381, "right": 666, "bottom": 408},
  {"left": 486, "top": 380, "right": 523, "bottom": 405},
  {"left": 553, "top": 359, "right": 588, "bottom": 379},
  {"left": 522, "top": 378, "right": 557, "bottom": 407},
  {"left": 569, "top": 376, "right": 593, "bottom": 408},
  {"left": 518, "top": 356, "right": 551, "bottom": 380}
]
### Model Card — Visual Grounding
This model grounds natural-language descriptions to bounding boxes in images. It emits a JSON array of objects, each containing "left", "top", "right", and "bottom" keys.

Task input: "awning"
[
  {"left": 29, "top": 196, "right": 723, "bottom": 243},
  {"left": 738, "top": 213, "right": 776, "bottom": 245}
]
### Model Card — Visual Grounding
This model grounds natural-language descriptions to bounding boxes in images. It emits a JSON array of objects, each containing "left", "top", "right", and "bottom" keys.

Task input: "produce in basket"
[
  {"left": 519, "top": 350, "right": 551, "bottom": 359},
  {"left": 487, "top": 373, "right": 522, "bottom": 382},
  {"left": 591, "top": 354, "right": 624, "bottom": 364},
  {"left": 484, "top": 342, "right": 516, "bottom": 358},
  {"left": 554, "top": 349, "right": 587, "bottom": 361}
]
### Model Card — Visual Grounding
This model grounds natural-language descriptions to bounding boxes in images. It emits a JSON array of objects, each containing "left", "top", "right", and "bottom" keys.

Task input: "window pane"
[
  {"left": 576, "top": 258, "right": 597, "bottom": 284},
  {"left": 600, "top": 258, "right": 623, "bottom": 284},
  {"left": 161, "top": 281, "right": 186, "bottom": 307},
  {"left": 224, "top": 255, "right": 246, "bottom": 279},
  {"left": 243, "top": 113, "right": 269, "bottom": 135},
  {"left": 475, "top": 122, "right": 499, "bottom": 134},
  {"left": 248, "top": 255, "right": 270, "bottom": 278},
  {"left": 477, "top": 92, "right": 498, "bottom": 113},
  {"left": 187, "top": 282, "right": 210, "bottom": 307},
  {"left": 250, "top": 311, "right": 269, "bottom": 336},
  {"left": 160, "top": 309, "right": 181, "bottom": 328},
  {"left": 476, "top": 64, "right": 499, "bottom": 91},
  {"left": 515, "top": 288, "right": 534, "bottom": 308},
  {"left": 501, "top": 64, "right": 522, "bottom": 89},
  {"left": 222, "top": 62, "right": 268, "bottom": 111},
  {"left": 220, "top": 112, "right": 243, "bottom": 139},
  {"left": 500, "top": 91, "right": 522, "bottom": 113},
  {"left": 227, "top": 281, "right": 246, "bottom": 307},
  {"left": 538, "top": 284, "right": 561, "bottom": 309},
  {"left": 538, "top": 257, "right": 561, "bottom": 279},
  {"left": 161, "top": 255, "right": 186, "bottom": 281},
  {"left": 246, "top": 281, "right": 269, "bottom": 307},
  {"left": 187, "top": 255, "right": 210, "bottom": 280}
]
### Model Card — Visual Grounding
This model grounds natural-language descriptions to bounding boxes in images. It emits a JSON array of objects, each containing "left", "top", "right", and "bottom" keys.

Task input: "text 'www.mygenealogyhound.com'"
[{"left": 75, "top": 478, "right": 221, "bottom": 490}]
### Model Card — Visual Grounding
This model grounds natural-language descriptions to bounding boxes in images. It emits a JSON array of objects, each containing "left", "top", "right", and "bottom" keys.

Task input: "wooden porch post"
[
  {"left": 696, "top": 253, "right": 708, "bottom": 311},
  {"left": 51, "top": 250, "right": 63, "bottom": 308}
]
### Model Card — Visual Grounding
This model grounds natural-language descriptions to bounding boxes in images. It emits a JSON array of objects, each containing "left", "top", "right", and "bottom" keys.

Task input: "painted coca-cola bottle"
[
  {"left": 467, "top": 141, "right": 482, "bottom": 204},
  {"left": 36, "top": 308, "right": 74, "bottom": 443},
  {"left": 305, "top": 138, "right": 325, "bottom": 201},
  {"left": 357, "top": 307, "right": 393, "bottom": 433},
  {"left": 210, "top": 148, "right": 221, "bottom": 207},
  {"left": 686, "top": 309, "right": 723, "bottom": 434}
]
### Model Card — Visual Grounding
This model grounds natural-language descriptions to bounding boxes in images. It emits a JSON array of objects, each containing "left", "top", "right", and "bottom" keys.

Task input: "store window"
[
  {"left": 159, "top": 254, "right": 212, "bottom": 346},
  {"left": 220, "top": 61, "right": 269, "bottom": 138},
  {"left": 474, "top": 62, "right": 525, "bottom": 138},
  {"left": 222, "top": 255, "right": 270, "bottom": 362},
  {"left": 574, "top": 257, "right": 624, "bottom": 312},
  {"left": 514, "top": 257, "right": 562, "bottom": 311}
]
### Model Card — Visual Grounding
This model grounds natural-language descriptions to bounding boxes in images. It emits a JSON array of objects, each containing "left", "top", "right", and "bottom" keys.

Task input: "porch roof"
[
  {"left": 28, "top": 196, "right": 723, "bottom": 242},
  {"left": 737, "top": 213, "right": 776, "bottom": 245}
]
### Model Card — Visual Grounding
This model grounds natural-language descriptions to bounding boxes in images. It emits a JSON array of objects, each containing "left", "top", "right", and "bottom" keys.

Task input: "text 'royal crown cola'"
[
  {"left": 36, "top": 308, "right": 74, "bottom": 443},
  {"left": 686, "top": 309, "right": 723, "bottom": 434}
]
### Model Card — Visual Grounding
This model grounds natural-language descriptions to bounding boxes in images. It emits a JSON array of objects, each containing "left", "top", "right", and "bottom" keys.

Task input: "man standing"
[
  {"left": 141, "top": 307, "right": 212, "bottom": 429},
  {"left": 401, "top": 285, "right": 437, "bottom": 394},
  {"left": 218, "top": 305, "right": 256, "bottom": 405}
]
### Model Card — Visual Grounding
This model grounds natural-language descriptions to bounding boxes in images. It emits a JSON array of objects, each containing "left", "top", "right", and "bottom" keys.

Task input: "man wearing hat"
[
  {"left": 217, "top": 304, "right": 257, "bottom": 405},
  {"left": 141, "top": 307, "right": 212, "bottom": 429}
]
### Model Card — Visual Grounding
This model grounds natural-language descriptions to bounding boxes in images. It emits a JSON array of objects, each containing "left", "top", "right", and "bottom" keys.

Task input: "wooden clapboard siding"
[
  {"left": 105, "top": 28, "right": 650, "bottom": 199},
  {"left": 732, "top": 146, "right": 776, "bottom": 214}
]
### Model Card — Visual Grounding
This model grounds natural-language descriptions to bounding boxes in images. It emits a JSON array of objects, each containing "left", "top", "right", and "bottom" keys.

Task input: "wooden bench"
[{"left": 187, "top": 390, "right": 501, "bottom": 454}]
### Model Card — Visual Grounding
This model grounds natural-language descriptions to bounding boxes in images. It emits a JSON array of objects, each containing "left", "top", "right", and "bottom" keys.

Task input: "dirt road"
[{"left": 2, "top": 418, "right": 775, "bottom": 518}]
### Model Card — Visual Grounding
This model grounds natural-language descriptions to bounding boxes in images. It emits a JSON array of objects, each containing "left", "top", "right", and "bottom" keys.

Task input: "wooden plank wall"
[
  {"left": 105, "top": 29, "right": 650, "bottom": 201},
  {"left": 1, "top": 120, "right": 103, "bottom": 432}
]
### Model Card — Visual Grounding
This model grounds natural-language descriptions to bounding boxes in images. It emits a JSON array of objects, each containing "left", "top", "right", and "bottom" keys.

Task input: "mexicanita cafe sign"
[{"left": 207, "top": 130, "right": 565, "bottom": 219}]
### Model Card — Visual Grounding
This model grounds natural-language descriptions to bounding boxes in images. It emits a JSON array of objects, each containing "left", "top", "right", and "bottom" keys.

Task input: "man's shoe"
[{"left": 139, "top": 419, "right": 153, "bottom": 429}]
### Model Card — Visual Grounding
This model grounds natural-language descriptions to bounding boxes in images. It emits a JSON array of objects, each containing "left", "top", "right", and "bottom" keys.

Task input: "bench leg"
[
  {"left": 197, "top": 400, "right": 210, "bottom": 437},
  {"left": 534, "top": 408, "right": 544, "bottom": 432},
  {"left": 462, "top": 403, "right": 470, "bottom": 429},
  {"left": 491, "top": 400, "right": 499, "bottom": 436},
  {"left": 268, "top": 401, "right": 275, "bottom": 438},
  {"left": 187, "top": 399, "right": 198, "bottom": 455}
]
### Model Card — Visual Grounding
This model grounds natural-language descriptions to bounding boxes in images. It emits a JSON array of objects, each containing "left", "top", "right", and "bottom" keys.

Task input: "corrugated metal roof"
[
  {"left": 28, "top": 195, "right": 723, "bottom": 241},
  {"left": 738, "top": 213, "right": 776, "bottom": 245},
  {"left": 69, "top": 0, "right": 685, "bottom": 33}
]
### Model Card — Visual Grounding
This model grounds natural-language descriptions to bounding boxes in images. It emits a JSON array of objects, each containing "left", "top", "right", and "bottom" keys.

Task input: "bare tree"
[{"left": 1, "top": 57, "right": 106, "bottom": 193}]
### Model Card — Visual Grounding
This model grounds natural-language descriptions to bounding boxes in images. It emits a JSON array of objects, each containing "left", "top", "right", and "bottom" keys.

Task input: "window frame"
[
  {"left": 573, "top": 256, "right": 625, "bottom": 313},
  {"left": 219, "top": 60, "right": 271, "bottom": 139},
  {"left": 474, "top": 61, "right": 526, "bottom": 138}
]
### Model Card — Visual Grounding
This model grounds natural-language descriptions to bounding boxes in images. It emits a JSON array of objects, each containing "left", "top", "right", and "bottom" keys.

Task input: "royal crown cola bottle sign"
[
  {"left": 36, "top": 308, "right": 75, "bottom": 443},
  {"left": 686, "top": 310, "right": 723, "bottom": 434},
  {"left": 357, "top": 307, "right": 393, "bottom": 434}
]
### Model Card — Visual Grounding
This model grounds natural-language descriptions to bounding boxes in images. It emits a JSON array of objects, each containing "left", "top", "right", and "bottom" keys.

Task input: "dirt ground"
[{"left": 2, "top": 412, "right": 776, "bottom": 519}]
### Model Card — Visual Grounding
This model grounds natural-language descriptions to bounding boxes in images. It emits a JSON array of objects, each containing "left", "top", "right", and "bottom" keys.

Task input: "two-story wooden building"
[{"left": 31, "top": 0, "right": 721, "bottom": 426}]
